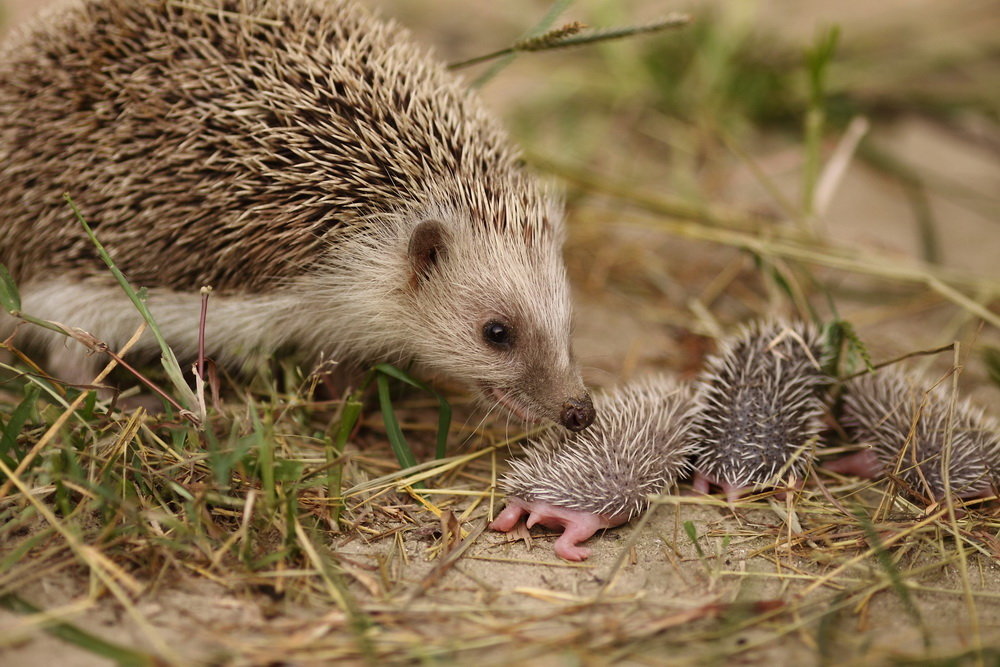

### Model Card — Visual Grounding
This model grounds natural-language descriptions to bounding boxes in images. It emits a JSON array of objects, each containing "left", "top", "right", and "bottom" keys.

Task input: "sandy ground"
[{"left": 1, "top": 0, "right": 998, "bottom": 664}]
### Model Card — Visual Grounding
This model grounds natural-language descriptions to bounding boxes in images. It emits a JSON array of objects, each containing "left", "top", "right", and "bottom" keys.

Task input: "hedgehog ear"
[{"left": 407, "top": 219, "right": 449, "bottom": 286}]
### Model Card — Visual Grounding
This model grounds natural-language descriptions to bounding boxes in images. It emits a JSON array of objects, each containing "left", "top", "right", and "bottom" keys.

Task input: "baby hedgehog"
[
  {"left": 0, "top": 0, "right": 595, "bottom": 431},
  {"left": 491, "top": 374, "right": 697, "bottom": 561},
  {"left": 691, "top": 319, "right": 828, "bottom": 501},
  {"left": 830, "top": 368, "right": 999, "bottom": 502}
]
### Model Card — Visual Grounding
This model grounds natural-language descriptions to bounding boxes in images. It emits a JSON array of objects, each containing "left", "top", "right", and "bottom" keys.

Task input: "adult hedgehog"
[{"left": 0, "top": 0, "right": 595, "bottom": 430}]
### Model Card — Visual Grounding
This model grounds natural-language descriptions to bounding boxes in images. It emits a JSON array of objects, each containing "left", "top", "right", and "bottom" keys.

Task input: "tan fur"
[{"left": 0, "top": 0, "right": 593, "bottom": 427}]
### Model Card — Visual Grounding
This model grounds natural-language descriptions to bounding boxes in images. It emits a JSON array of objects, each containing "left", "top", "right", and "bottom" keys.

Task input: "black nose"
[{"left": 560, "top": 394, "right": 595, "bottom": 432}]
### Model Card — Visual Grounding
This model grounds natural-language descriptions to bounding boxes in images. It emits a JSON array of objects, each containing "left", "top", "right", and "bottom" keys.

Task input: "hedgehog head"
[
  {"left": 399, "top": 177, "right": 593, "bottom": 431},
  {"left": 306, "top": 172, "right": 594, "bottom": 431}
]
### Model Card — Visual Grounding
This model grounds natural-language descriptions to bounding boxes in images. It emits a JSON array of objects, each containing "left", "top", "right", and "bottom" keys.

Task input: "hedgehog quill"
[
  {"left": 831, "top": 367, "right": 999, "bottom": 502},
  {"left": 0, "top": 0, "right": 595, "bottom": 431},
  {"left": 690, "top": 319, "right": 828, "bottom": 501},
  {"left": 492, "top": 375, "right": 697, "bottom": 561}
]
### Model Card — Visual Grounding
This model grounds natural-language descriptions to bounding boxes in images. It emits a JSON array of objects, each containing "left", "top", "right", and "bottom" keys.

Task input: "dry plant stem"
[
  {"left": 801, "top": 506, "right": 949, "bottom": 596},
  {"left": 533, "top": 153, "right": 777, "bottom": 234},
  {"left": 841, "top": 342, "right": 955, "bottom": 381},
  {"left": 448, "top": 22, "right": 587, "bottom": 69},
  {"left": 450, "top": 14, "right": 690, "bottom": 70},
  {"left": 719, "top": 131, "right": 801, "bottom": 223},
  {"left": 814, "top": 116, "right": 871, "bottom": 219},
  {"left": 96, "top": 343, "right": 193, "bottom": 420},
  {"left": 0, "top": 459, "right": 182, "bottom": 663},
  {"left": 597, "top": 501, "right": 661, "bottom": 599},
  {"left": 942, "top": 344, "right": 982, "bottom": 655},
  {"left": 0, "top": 597, "right": 95, "bottom": 643},
  {"left": 405, "top": 519, "right": 487, "bottom": 606},
  {"left": 619, "top": 214, "right": 1000, "bottom": 327},
  {"left": 11, "top": 312, "right": 198, "bottom": 423},
  {"left": 197, "top": 286, "right": 211, "bottom": 382},
  {"left": 0, "top": 324, "right": 146, "bottom": 500},
  {"left": 545, "top": 155, "right": 1000, "bottom": 296}
]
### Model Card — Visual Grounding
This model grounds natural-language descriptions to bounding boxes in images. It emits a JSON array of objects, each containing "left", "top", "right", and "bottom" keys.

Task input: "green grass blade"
[
  {"left": 0, "top": 261, "right": 21, "bottom": 313},
  {"left": 854, "top": 508, "right": 929, "bottom": 648},
  {"left": 802, "top": 26, "right": 840, "bottom": 217},
  {"left": 64, "top": 194, "right": 198, "bottom": 414},
  {"left": 329, "top": 394, "right": 363, "bottom": 524},
  {"left": 373, "top": 363, "right": 451, "bottom": 459},
  {"left": 0, "top": 385, "right": 39, "bottom": 471},
  {"left": 376, "top": 372, "right": 420, "bottom": 484}
]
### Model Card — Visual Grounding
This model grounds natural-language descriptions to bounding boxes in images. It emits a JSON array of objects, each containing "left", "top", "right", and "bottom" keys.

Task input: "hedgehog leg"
[
  {"left": 692, "top": 470, "right": 751, "bottom": 501},
  {"left": 824, "top": 450, "right": 883, "bottom": 478},
  {"left": 720, "top": 481, "right": 749, "bottom": 503},
  {"left": 692, "top": 471, "right": 712, "bottom": 495},
  {"left": 552, "top": 527, "right": 595, "bottom": 562},
  {"left": 526, "top": 506, "right": 609, "bottom": 562},
  {"left": 491, "top": 498, "right": 618, "bottom": 561},
  {"left": 490, "top": 500, "right": 529, "bottom": 532}
]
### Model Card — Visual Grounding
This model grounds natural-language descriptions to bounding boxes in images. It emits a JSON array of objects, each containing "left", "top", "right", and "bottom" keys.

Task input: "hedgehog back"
[{"left": 0, "top": 0, "right": 528, "bottom": 292}]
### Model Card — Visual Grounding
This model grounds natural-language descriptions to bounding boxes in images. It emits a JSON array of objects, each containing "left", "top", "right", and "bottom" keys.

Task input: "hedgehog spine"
[
  {"left": 0, "top": 0, "right": 594, "bottom": 429},
  {"left": 841, "top": 367, "right": 999, "bottom": 500},
  {"left": 690, "top": 319, "right": 828, "bottom": 494}
]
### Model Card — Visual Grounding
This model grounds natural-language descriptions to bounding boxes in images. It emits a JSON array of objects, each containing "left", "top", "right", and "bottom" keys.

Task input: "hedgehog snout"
[{"left": 560, "top": 394, "right": 595, "bottom": 432}]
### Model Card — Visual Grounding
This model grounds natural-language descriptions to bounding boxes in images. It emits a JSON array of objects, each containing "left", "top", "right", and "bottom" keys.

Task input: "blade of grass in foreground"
[
  {"left": 329, "top": 393, "right": 363, "bottom": 524},
  {"left": 64, "top": 194, "right": 199, "bottom": 416},
  {"left": 0, "top": 262, "right": 20, "bottom": 312},
  {"left": 376, "top": 372, "right": 420, "bottom": 478},
  {"left": 1, "top": 594, "right": 158, "bottom": 666},
  {"left": 373, "top": 363, "right": 451, "bottom": 459},
  {"left": 0, "top": 385, "right": 38, "bottom": 473}
]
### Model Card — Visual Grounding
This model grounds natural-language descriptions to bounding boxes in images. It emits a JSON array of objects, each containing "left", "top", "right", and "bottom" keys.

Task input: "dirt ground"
[{"left": 1, "top": 0, "right": 998, "bottom": 664}]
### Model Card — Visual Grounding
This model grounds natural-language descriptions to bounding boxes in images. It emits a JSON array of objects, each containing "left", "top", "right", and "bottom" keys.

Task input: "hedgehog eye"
[{"left": 483, "top": 321, "right": 513, "bottom": 349}]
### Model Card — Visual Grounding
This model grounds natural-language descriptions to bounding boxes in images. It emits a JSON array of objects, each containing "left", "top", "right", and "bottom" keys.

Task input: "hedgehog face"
[{"left": 403, "top": 216, "right": 594, "bottom": 432}]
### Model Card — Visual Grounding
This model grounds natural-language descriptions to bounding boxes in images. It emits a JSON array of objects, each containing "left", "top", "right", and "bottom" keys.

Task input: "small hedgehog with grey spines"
[
  {"left": 0, "top": 0, "right": 595, "bottom": 431},
  {"left": 491, "top": 374, "right": 697, "bottom": 561},
  {"left": 830, "top": 367, "right": 999, "bottom": 501},
  {"left": 691, "top": 319, "right": 828, "bottom": 501}
]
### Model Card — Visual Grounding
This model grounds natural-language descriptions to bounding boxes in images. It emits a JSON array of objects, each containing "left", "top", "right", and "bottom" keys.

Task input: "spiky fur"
[
  {"left": 0, "top": 0, "right": 588, "bottom": 422},
  {"left": 500, "top": 374, "right": 697, "bottom": 521},
  {"left": 842, "top": 368, "right": 999, "bottom": 499},
  {"left": 691, "top": 319, "right": 828, "bottom": 489}
]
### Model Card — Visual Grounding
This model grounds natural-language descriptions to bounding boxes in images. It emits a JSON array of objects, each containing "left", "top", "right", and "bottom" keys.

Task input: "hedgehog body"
[
  {"left": 0, "top": 0, "right": 594, "bottom": 429},
  {"left": 492, "top": 374, "right": 697, "bottom": 560},
  {"left": 839, "top": 368, "right": 999, "bottom": 500},
  {"left": 690, "top": 319, "right": 827, "bottom": 499}
]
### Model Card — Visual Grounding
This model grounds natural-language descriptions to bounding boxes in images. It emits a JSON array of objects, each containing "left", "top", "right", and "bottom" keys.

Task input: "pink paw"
[{"left": 490, "top": 498, "right": 627, "bottom": 561}]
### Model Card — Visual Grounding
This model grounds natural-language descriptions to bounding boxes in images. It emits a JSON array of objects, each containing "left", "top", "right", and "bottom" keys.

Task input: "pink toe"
[
  {"left": 490, "top": 500, "right": 528, "bottom": 532},
  {"left": 553, "top": 534, "right": 592, "bottom": 561}
]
